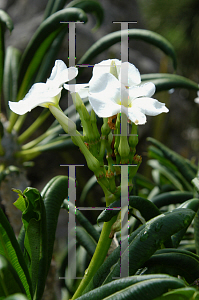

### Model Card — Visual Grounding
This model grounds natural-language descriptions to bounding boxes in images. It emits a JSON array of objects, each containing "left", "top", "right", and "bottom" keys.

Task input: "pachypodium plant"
[{"left": 1, "top": 0, "right": 199, "bottom": 300}]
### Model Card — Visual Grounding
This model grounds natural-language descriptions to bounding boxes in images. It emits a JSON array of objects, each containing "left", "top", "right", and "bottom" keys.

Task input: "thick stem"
[{"left": 71, "top": 215, "right": 117, "bottom": 299}]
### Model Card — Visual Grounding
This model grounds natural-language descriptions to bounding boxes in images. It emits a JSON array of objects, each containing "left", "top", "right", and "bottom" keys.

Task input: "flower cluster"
[
  {"left": 9, "top": 58, "right": 169, "bottom": 125},
  {"left": 81, "top": 59, "right": 169, "bottom": 125}
]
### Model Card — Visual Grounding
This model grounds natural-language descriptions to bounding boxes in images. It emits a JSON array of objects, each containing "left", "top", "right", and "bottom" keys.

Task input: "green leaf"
[
  {"left": 142, "top": 252, "right": 199, "bottom": 284},
  {"left": 192, "top": 177, "right": 199, "bottom": 192},
  {"left": 41, "top": 176, "right": 71, "bottom": 277},
  {"left": 79, "top": 175, "right": 97, "bottom": 203},
  {"left": 151, "top": 191, "right": 194, "bottom": 209},
  {"left": 13, "top": 188, "right": 48, "bottom": 299},
  {"left": 85, "top": 226, "right": 145, "bottom": 293},
  {"left": 153, "top": 287, "right": 199, "bottom": 300},
  {"left": 0, "top": 255, "right": 26, "bottom": 298},
  {"left": 0, "top": 207, "right": 32, "bottom": 299},
  {"left": 147, "top": 138, "right": 197, "bottom": 184},
  {"left": 0, "top": 10, "right": 14, "bottom": 32},
  {"left": 75, "top": 227, "right": 97, "bottom": 257},
  {"left": 148, "top": 159, "right": 184, "bottom": 191},
  {"left": 141, "top": 73, "right": 199, "bottom": 92},
  {"left": 17, "top": 8, "right": 88, "bottom": 98},
  {"left": 66, "top": 0, "right": 104, "bottom": 31},
  {"left": 62, "top": 200, "right": 100, "bottom": 242},
  {"left": 101, "top": 277, "right": 185, "bottom": 300},
  {"left": 97, "top": 195, "right": 161, "bottom": 224},
  {"left": 3, "top": 46, "right": 21, "bottom": 117},
  {"left": 134, "top": 173, "right": 155, "bottom": 191},
  {"left": 78, "top": 29, "right": 177, "bottom": 69},
  {"left": 76, "top": 274, "right": 178, "bottom": 300},
  {"left": 103, "top": 208, "right": 195, "bottom": 284},
  {"left": 0, "top": 10, "right": 14, "bottom": 97},
  {"left": 171, "top": 198, "right": 199, "bottom": 247},
  {"left": 34, "top": 29, "right": 67, "bottom": 84}
]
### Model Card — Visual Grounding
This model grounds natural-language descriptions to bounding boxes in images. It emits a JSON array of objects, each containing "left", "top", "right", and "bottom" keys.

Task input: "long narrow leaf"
[
  {"left": 101, "top": 277, "right": 185, "bottom": 300},
  {"left": 0, "top": 207, "right": 32, "bottom": 299},
  {"left": 3, "top": 46, "right": 21, "bottom": 117},
  {"left": 142, "top": 252, "right": 199, "bottom": 284},
  {"left": 76, "top": 275, "right": 177, "bottom": 300},
  {"left": 0, "top": 255, "right": 26, "bottom": 297},
  {"left": 147, "top": 137, "right": 197, "bottom": 184},
  {"left": 0, "top": 10, "right": 14, "bottom": 97},
  {"left": 41, "top": 176, "right": 71, "bottom": 275},
  {"left": 78, "top": 29, "right": 177, "bottom": 69},
  {"left": 62, "top": 199, "right": 100, "bottom": 242},
  {"left": 103, "top": 208, "right": 195, "bottom": 284},
  {"left": 66, "top": 0, "right": 104, "bottom": 31},
  {"left": 141, "top": 73, "right": 199, "bottom": 92},
  {"left": 13, "top": 188, "right": 48, "bottom": 299},
  {"left": 18, "top": 8, "right": 88, "bottom": 93}
]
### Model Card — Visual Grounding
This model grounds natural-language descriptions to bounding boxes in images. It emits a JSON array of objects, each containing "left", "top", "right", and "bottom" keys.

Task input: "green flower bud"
[
  {"left": 109, "top": 60, "right": 118, "bottom": 79},
  {"left": 129, "top": 122, "right": 138, "bottom": 148}
]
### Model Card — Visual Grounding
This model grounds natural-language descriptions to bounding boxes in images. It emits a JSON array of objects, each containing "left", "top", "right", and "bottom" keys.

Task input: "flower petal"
[
  {"left": 88, "top": 73, "right": 124, "bottom": 117},
  {"left": 128, "top": 106, "right": 147, "bottom": 125},
  {"left": 9, "top": 95, "right": 60, "bottom": 115},
  {"left": 119, "top": 62, "right": 141, "bottom": 86},
  {"left": 194, "top": 97, "right": 199, "bottom": 104},
  {"left": 28, "top": 82, "right": 62, "bottom": 98},
  {"left": 92, "top": 59, "right": 121, "bottom": 79},
  {"left": 88, "top": 94, "right": 120, "bottom": 117},
  {"left": 129, "top": 82, "right": 156, "bottom": 100},
  {"left": 132, "top": 97, "right": 169, "bottom": 116},
  {"left": 47, "top": 60, "right": 78, "bottom": 87},
  {"left": 64, "top": 83, "right": 89, "bottom": 98},
  {"left": 194, "top": 91, "right": 199, "bottom": 104},
  {"left": 89, "top": 72, "right": 121, "bottom": 94}
]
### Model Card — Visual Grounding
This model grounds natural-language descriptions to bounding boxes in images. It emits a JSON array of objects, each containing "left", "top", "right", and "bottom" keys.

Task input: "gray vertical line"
[
  {"left": 68, "top": 22, "right": 77, "bottom": 136},
  {"left": 120, "top": 23, "right": 129, "bottom": 62},
  {"left": 112, "top": 164, "right": 137, "bottom": 279},
  {"left": 112, "top": 22, "right": 137, "bottom": 137},
  {"left": 67, "top": 165, "right": 77, "bottom": 279},
  {"left": 60, "top": 164, "right": 84, "bottom": 279},
  {"left": 120, "top": 23, "right": 129, "bottom": 137},
  {"left": 60, "top": 22, "right": 84, "bottom": 137},
  {"left": 120, "top": 165, "right": 129, "bottom": 278}
]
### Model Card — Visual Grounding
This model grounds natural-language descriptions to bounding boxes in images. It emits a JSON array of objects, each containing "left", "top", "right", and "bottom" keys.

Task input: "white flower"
[
  {"left": 87, "top": 59, "right": 169, "bottom": 125},
  {"left": 194, "top": 91, "right": 199, "bottom": 104},
  {"left": 9, "top": 60, "right": 78, "bottom": 115}
]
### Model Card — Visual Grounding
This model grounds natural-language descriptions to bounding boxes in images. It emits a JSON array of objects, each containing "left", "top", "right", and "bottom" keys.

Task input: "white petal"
[
  {"left": 194, "top": 90, "right": 199, "bottom": 104},
  {"left": 92, "top": 59, "right": 121, "bottom": 79},
  {"left": 28, "top": 82, "right": 62, "bottom": 98},
  {"left": 77, "top": 86, "right": 89, "bottom": 99},
  {"left": 129, "top": 82, "right": 155, "bottom": 100},
  {"left": 119, "top": 62, "right": 141, "bottom": 86},
  {"left": 132, "top": 97, "right": 169, "bottom": 116},
  {"left": 128, "top": 106, "right": 147, "bottom": 125},
  {"left": 9, "top": 96, "right": 58, "bottom": 115},
  {"left": 194, "top": 97, "right": 199, "bottom": 104},
  {"left": 47, "top": 60, "right": 78, "bottom": 87},
  {"left": 64, "top": 83, "right": 89, "bottom": 98},
  {"left": 89, "top": 72, "right": 121, "bottom": 94},
  {"left": 88, "top": 94, "right": 120, "bottom": 117}
]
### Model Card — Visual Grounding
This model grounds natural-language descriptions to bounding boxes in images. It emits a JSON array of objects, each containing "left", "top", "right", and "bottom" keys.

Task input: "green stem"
[
  {"left": 71, "top": 215, "right": 117, "bottom": 299},
  {"left": 17, "top": 109, "right": 50, "bottom": 144},
  {"left": 6, "top": 112, "right": 18, "bottom": 133},
  {"left": 22, "top": 125, "right": 62, "bottom": 150},
  {"left": 14, "top": 114, "right": 27, "bottom": 133}
]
